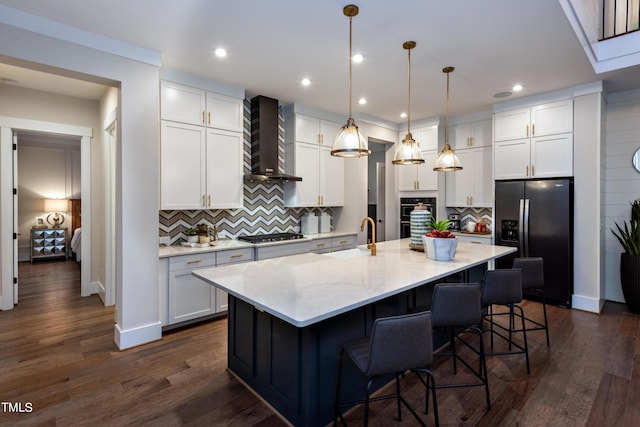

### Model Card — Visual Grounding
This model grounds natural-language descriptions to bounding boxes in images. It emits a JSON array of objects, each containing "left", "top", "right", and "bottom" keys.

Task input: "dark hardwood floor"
[{"left": 1, "top": 260, "right": 639, "bottom": 426}]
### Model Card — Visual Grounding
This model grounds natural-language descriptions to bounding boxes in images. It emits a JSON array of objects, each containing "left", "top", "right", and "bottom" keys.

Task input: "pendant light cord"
[
  {"left": 348, "top": 14, "right": 353, "bottom": 119},
  {"left": 407, "top": 46, "right": 411, "bottom": 134},
  {"left": 445, "top": 70, "right": 450, "bottom": 146}
]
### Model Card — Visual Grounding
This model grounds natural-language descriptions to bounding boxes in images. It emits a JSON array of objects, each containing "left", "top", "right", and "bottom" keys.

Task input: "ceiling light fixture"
[
  {"left": 214, "top": 48, "right": 227, "bottom": 58},
  {"left": 358, "top": 97, "right": 367, "bottom": 105},
  {"left": 331, "top": 4, "right": 370, "bottom": 158},
  {"left": 301, "top": 77, "right": 311, "bottom": 86},
  {"left": 352, "top": 53, "right": 364, "bottom": 63},
  {"left": 393, "top": 41, "right": 424, "bottom": 165},
  {"left": 512, "top": 84, "right": 523, "bottom": 92},
  {"left": 433, "top": 66, "right": 463, "bottom": 172}
]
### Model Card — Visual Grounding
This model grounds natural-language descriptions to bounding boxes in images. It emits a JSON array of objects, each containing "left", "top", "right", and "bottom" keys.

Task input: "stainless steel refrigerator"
[{"left": 494, "top": 178, "right": 573, "bottom": 307}]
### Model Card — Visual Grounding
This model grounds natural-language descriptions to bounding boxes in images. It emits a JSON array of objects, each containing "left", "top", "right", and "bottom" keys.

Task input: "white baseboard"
[
  {"left": 88, "top": 280, "right": 100, "bottom": 295},
  {"left": 572, "top": 294, "right": 604, "bottom": 313},
  {"left": 114, "top": 321, "right": 162, "bottom": 350}
]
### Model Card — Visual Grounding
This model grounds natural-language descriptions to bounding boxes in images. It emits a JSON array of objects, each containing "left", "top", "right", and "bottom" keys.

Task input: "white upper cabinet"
[
  {"left": 161, "top": 81, "right": 243, "bottom": 132},
  {"left": 494, "top": 99, "right": 573, "bottom": 179},
  {"left": 205, "top": 128, "right": 244, "bottom": 209},
  {"left": 283, "top": 109, "right": 344, "bottom": 207},
  {"left": 446, "top": 118, "right": 493, "bottom": 207},
  {"left": 452, "top": 119, "right": 492, "bottom": 149},
  {"left": 397, "top": 126, "right": 438, "bottom": 192}
]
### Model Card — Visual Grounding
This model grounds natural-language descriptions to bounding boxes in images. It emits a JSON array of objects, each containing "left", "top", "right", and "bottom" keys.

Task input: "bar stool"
[
  {"left": 429, "top": 283, "right": 491, "bottom": 410},
  {"left": 513, "top": 257, "right": 550, "bottom": 346},
  {"left": 334, "top": 311, "right": 439, "bottom": 427},
  {"left": 481, "top": 268, "right": 530, "bottom": 375}
]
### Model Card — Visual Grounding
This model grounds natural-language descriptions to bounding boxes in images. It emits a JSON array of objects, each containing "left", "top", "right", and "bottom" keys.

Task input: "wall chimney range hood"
[{"left": 244, "top": 95, "right": 302, "bottom": 183}]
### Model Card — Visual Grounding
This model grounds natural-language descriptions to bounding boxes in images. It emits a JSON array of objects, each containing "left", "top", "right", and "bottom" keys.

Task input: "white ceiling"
[{"left": 1, "top": 0, "right": 639, "bottom": 124}]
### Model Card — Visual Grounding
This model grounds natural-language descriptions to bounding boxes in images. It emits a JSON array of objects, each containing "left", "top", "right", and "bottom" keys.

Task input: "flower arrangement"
[
  {"left": 425, "top": 217, "right": 455, "bottom": 238},
  {"left": 423, "top": 217, "right": 457, "bottom": 261}
]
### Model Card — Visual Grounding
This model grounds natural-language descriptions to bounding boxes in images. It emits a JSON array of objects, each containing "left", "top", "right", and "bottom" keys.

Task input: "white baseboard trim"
[
  {"left": 86, "top": 280, "right": 100, "bottom": 295},
  {"left": 572, "top": 294, "right": 604, "bottom": 313},
  {"left": 114, "top": 321, "right": 162, "bottom": 350}
]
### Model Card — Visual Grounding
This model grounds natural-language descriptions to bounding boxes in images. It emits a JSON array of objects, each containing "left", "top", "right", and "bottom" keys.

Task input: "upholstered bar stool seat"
[
  {"left": 481, "top": 268, "right": 531, "bottom": 375},
  {"left": 334, "top": 311, "right": 439, "bottom": 427},
  {"left": 513, "top": 257, "right": 550, "bottom": 346},
  {"left": 430, "top": 283, "right": 491, "bottom": 410}
]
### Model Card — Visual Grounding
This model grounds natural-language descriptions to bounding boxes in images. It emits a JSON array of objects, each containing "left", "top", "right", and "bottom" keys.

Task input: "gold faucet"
[{"left": 360, "top": 217, "right": 376, "bottom": 256}]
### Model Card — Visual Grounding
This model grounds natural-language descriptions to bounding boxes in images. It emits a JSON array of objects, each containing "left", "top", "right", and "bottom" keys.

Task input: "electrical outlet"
[{"left": 159, "top": 236, "right": 170, "bottom": 246}]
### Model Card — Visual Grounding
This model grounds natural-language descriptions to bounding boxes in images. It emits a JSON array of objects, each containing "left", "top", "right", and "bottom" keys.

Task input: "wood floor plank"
[{"left": 2, "top": 260, "right": 640, "bottom": 426}]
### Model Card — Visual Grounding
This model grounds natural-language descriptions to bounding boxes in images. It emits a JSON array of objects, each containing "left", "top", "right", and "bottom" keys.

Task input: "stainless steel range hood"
[{"left": 244, "top": 95, "right": 302, "bottom": 183}]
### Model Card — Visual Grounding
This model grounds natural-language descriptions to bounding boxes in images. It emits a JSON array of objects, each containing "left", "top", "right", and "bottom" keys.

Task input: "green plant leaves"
[{"left": 611, "top": 199, "right": 640, "bottom": 256}]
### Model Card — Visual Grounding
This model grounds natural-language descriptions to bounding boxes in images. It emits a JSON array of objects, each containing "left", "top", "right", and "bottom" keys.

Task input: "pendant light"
[
  {"left": 393, "top": 41, "right": 424, "bottom": 165},
  {"left": 433, "top": 66, "right": 463, "bottom": 171},
  {"left": 331, "top": 4, "right": 370, "bottom": 158}
]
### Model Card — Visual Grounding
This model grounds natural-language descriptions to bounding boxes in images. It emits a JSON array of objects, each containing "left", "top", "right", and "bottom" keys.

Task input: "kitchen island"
[{"left": 194, "top": 238, "right": 516, "bottom": 426}]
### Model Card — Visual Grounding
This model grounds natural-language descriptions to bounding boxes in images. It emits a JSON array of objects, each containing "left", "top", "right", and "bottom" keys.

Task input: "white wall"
[
  {"left": 604, "top": 88, "right": 640, "bottom": 303},
  {"left": 0, "top": 21, "right": 161, "bottom": 350}
]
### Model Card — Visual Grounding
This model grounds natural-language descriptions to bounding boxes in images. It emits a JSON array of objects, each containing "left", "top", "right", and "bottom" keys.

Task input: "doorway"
[
  {"left": 367, "top": 138, "right": 391, "bottom": 243},
  {"left": 0, "top": 118, "right": 93, "bottom": 310}
]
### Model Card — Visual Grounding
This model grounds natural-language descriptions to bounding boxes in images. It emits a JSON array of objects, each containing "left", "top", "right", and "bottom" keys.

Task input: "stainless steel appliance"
[
  {"left": 400, "top": 197, "right": 436, "bottom": 238},
  {"left": 494, "top": 178, "right": 573, "bottom": 307},
  {"left": 238, "top": 232, "right": 304, "bottom": 244},
  {"left": 448, "top": 213, "right": 461, "bottom": 231}
]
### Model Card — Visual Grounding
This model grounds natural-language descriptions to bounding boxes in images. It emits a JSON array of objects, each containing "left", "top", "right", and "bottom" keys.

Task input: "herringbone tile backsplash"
[{"left": 159, "top": 99, "right": 330, "bottom": 245}]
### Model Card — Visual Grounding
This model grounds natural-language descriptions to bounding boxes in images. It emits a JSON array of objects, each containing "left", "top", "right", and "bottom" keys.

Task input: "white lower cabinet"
[
  {"left": 256, "top": 240, "right": 312, "bottom": 260},
  {"left": 163, "top": 247, "right": 254, "bottom": 327},
  {"left": 309, "top": 234, "right": 357, "bottom": 254},
  {"left": 168, "top": 252, "right": 217, "bottom": 324}
]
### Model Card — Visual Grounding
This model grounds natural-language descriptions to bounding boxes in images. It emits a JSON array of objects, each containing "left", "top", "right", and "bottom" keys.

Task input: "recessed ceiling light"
[
  {"left": 512, "top": 84, "right": 523, "bottom": 92},
  {"left": 301, "top": 78, "right": 311, "bottom": 86},
  {"left": 214, "top": 48, "right": 227, "bottom": 58},
  {"left": 352, "top": 54, "right": 364, "bottom": 63},
  {"left": 358, "top": 97, "right": 367, "bottom": 105},
  {"left": 494, "top": 91, "right": 512, "bottom": 99},
  {"left": 400, "top": 112, "right": 407, "bottom": 118}
]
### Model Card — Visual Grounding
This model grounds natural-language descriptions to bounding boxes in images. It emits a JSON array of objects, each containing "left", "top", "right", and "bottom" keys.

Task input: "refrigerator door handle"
[
  {"left": 518, "top": 199, "right": 525, "bottom": 255},
  {"left": 523, "top": 198, "right": 530, "bottom": 257}
]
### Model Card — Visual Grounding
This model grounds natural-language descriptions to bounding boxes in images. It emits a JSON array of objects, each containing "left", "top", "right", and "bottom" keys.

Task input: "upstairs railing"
[{"left": 601, "top": 0, "right": 640, "bottom": 39}]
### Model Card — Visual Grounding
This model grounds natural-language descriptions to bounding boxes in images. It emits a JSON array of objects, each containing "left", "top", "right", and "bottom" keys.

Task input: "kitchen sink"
[{"left": 323, "top": 247, "right": 371, "bottom": 259}]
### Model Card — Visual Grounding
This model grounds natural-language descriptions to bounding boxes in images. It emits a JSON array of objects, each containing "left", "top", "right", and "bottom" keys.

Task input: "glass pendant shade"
[
  {"left": 332, "top": 117, "right": 369, "bottom": 157},
  {"left": 434, "top": 66, "right": 462, "bottom": 172},
  {"left": 393, "top": 41, "right": 424, "bottom": 166},
  {"left": 331, "top": 5, "right": 370, "bottom": 158},
  {"left": 392, "top": 132, "right": 424, "bottom": 164},
  {"left": 433, "top": 143, "right": 463, "bottom": 171}
]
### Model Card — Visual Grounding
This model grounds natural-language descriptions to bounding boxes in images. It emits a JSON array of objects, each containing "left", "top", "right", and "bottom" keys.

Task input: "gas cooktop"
[{"left": 237, "top": 232, "right": 304, "bottom": 244}]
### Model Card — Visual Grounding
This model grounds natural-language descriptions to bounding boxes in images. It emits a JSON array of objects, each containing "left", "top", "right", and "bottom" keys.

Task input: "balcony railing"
[{"left": 601, "top": 0, "right": 640, "bottom": 39}]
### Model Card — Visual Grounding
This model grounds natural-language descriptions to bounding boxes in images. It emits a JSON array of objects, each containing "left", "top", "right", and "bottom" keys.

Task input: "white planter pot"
[
  {"left": 422, "top": 236, "right": 457, "bottom": 261},
  {"left": 186, "top": 235, "right": 199, "bottom": 243}
]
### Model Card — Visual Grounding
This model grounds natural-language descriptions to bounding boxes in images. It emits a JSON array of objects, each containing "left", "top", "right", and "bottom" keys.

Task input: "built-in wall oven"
[{"left": 400, "top": 197, "right": 436, "bottom": 238}]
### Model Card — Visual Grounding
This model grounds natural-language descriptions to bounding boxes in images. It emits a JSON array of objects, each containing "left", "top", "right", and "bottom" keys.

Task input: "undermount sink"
[{"left": 323, "top": 247, "right": 371, "bottom": 259}]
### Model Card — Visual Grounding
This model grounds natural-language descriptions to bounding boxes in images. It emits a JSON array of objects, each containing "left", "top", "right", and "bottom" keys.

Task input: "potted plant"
[
  {"left": 611, "top": 198, "right": 640, "bottom": 313},
  {"left": 185, "top": 228, "right": 199, "bottom": 243},
  {"left": 423, "top": 217, "right": 457, "bottom": 261}
]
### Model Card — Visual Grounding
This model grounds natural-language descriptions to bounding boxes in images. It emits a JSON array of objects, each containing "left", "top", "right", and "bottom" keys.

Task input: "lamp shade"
[
  {"left": 433, "top": 143, "right": 463, "bottom": 171},
  {"left": 44, "top": 198, "right": 68, "bottom": 213},
  {"left": 392, "top": 132, "right": 424, "bottom": 165},
  {"left": 331, "top": 118, "right": 370, "bottom": 157}
]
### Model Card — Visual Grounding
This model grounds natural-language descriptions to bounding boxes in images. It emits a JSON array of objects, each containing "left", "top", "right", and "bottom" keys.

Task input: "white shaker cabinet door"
[
  {"left": 416, "top": 150, "right": 438, "bottom": 191},
  {"left": 295, "top": 114, "right": 321, "bottom": 144},
  {"left": 470, "top": 146, "right": 493, "bottom": 207},
  {"left": 494, "top": 138, "right": 530, "bottom": 180},
  {"left": 160, "top": 81, "right": 206, "bottom": 126},
  {"left": 445, "top": 150, "right": 470, "bottom": 207},
  {"left": 319, "top": 145, "right": 344, "bottom": 206},
  {"left": 531, "top": 133, "right": 573, "bottom": 178},
  {"left": 494, "top": 108, "right": 530, "bottom": 142},
  {"left": 205, "top": 128, "right": 244, "bottom": 209},
  {"left": 205, "top": 92, "right": 244, "bottom": 132},
  {"left": 161, "top": 121, "right": 206, "bottom": 210}
]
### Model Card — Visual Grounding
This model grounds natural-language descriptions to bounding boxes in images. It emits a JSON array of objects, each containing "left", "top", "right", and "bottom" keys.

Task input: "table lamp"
[{"left": 44, "top": 198, "right": 68, "bottom": 227}]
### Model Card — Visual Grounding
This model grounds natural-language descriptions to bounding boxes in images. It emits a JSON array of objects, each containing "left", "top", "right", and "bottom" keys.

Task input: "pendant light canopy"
[
  {"left": 433, "top": 66, "right": 463, "bottom": 171},
  {"left": 393, "top": 41, "right": 424, "bottom": 165},
  {"left": 331, "top": 4, "right": 370, "bottom": 158}
]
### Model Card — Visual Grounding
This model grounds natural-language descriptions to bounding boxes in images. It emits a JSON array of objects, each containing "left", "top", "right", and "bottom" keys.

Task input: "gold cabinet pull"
[
  {"left": 202, "top": 111, "right": 205, "bottom": 124},
  {"left": 339, "top": 240, "right": 348, "bottom": 244},
  {"left": 230, "top": 254, "right": 244, "bottom": 259},
  {"left": 208, "top": 112, "right": 211, "bottom": 125},
  {"left": 187, "top": 259, "right": 202, "bottom": 264},
  {"left": 532, "top": 123, "right": 535, "bottom": 137},
  {"left": 526, "top": 165, "right": 529, "bottom": 176},
  {"left": 470, "top": 196, "right": 473, "bottom": 205},
  {"left": 202, "top": 195, "right": 206, "bottom": 206},
  {"left": 208, "top": 194, "right": 211, "bottom": 207},
  {"left": 526, "top": 124, "right": 529, "bottom": 137},
  {"left": 531, "top": 165, "right": 535, "bottom": 176},
  {"left": 316, "top": 243, "right": 327, "bottom": 247}
]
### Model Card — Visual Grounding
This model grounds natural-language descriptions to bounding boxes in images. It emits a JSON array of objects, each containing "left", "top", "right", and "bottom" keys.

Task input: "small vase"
[{"left": 423, "top": 236, "right": 457, "bottom": 261}]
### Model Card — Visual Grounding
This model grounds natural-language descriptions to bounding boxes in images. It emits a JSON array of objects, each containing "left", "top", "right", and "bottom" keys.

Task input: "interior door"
[{"left": 376, "top": 162, "right": 385, "bottom": 242}]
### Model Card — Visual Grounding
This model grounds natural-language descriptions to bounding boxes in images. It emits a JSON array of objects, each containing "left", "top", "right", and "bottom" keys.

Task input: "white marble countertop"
[
  {"left": 193, "top": 238, "right": 516, "bottom": 328},
  {"left": 159, "top": 231, "right": 357, "bottom": 258}
]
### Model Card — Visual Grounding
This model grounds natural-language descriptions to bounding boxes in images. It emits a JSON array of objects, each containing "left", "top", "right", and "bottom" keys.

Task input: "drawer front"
[
  {"left": 216, "top": 248, "right": 255, "bottom": 265},
  {"left": 456, "top": 235, "right": 491, "bottom": 245},
  {"left": 309, "top": 238, "right": 331, "bottom": 252},
  {"left": 331, "top": 235, "right": 356, "bottom": 249},
  {"left": 169, "top": 252, "right": 216, "bottom": 271},
  {"left": 256, "top": 241, "right": 311, "bottom": 260}
]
